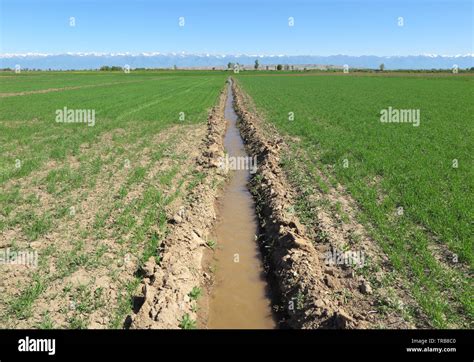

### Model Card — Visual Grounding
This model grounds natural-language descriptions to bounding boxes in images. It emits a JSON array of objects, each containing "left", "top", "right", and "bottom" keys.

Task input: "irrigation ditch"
[
  {"left": 129, "top": 77, "right": 415, "bottom": 329},
  {"left": 205, "top": 79, "right": 276, "bottom": 329}
]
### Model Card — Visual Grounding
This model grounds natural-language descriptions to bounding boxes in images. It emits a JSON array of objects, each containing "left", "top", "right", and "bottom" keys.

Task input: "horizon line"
[{"left": 1, "top": 52, "right": 473, "bottom": 58}]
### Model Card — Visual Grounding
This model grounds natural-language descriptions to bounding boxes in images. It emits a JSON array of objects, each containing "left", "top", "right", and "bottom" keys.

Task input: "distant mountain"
[{"left": 0, "top": 53, "right": 472, "bottom": 70}]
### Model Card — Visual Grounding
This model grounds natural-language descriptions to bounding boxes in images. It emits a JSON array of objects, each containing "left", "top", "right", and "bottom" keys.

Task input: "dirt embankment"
[
  {"left": 231, "top": 79, "right": 418, "bottom": 329},
  {"left": 129, "top": 88, "right": 228, "bottom": 328}
]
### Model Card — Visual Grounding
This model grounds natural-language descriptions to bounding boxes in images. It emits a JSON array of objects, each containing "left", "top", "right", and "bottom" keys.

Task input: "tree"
[
  {"left": 276, "top": 64, "right": 282, "bottom": 71},
  {"left": 379, "top": 63, "right": 385, "bottom": 71},
  {"left": 254, "top": 59, "right": 259, "bottom": 70},
  {"left": 227, "top": 62, "right": 233, "bottom": 70}
]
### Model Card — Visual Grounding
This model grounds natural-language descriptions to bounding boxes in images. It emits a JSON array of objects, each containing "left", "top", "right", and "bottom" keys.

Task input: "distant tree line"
[
  {"left": 1, "top": 65, "right": 473, "bottom": 73},
  {"left": 99, "top": 65, "right": 124, "bottom": 71}
]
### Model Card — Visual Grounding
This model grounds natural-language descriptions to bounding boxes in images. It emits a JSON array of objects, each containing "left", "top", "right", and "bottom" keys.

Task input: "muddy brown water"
[{"left": 207, "top": 81, "right": 276, "bottom": 329}]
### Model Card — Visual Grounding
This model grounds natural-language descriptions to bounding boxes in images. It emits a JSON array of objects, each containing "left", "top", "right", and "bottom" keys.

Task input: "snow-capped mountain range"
[{"left": 1, "top": 53, "right": 472, "bottom": 70}]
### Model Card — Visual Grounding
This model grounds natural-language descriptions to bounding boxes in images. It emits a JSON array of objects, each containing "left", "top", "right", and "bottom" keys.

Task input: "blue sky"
[{"left": 1, "top": 0, "right": 472, "bottom": 55}]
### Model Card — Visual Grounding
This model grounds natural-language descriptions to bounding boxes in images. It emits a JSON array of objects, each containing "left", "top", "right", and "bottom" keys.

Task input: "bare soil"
[
  {"left": 0, "top": 123, "right": 214, "bottom": 329},
  {"left": 129, "top": 88, "right": 228, "bottom": 328}
]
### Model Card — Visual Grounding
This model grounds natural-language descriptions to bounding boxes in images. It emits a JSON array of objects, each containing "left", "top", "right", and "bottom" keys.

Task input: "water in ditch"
[{"left": 207, "top": 80, "right": 276, "bottom": 329}]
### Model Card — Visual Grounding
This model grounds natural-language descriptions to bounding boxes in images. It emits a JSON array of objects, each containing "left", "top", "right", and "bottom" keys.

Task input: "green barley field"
[
  {"left": 0, "top": 70, "right": 472, "bottom": 329},
  {"left": 0, "top": 71, "right": 226, "bottom": 183},
  {"left": 237, "top": 73, "right": 473, "bottom": 327},
  {"left": 0, "top": 71, "right": 226, "bottom": 328}
]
